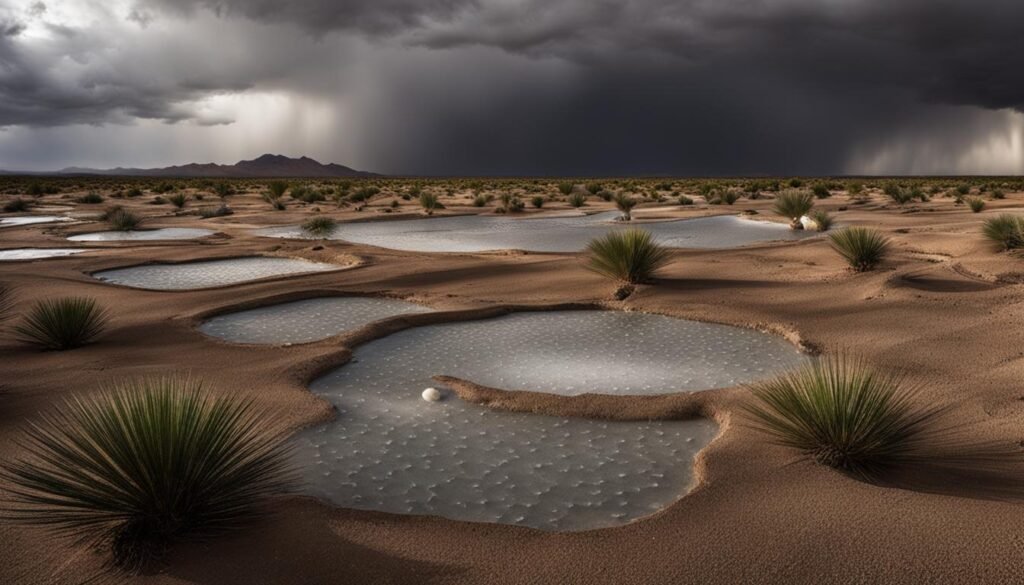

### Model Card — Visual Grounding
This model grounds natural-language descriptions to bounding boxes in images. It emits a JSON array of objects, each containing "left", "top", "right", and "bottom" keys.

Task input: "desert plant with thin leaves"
[
  {"left": 301, "top": 216, "right": 336, "bottom": 237},
  {"left": 773, "top": 190, "right": 814, "bottom": 228},
  {"left": 0, "top": 283, "right": 14, "bottom": 323},
  {"left": 586, "top": 229, "right": 670, "bottom": 284},
  {"left": 0, "top": 376, "right": 293, "bottom": 570},
  {"left": 743, "top": 355, "right": 942, "bottom": 477},
  {"left": 982, "top": 214, "right": 1024, "bottom": 251},
  {"left": 809, "top": 209, "right": 834, "bottom": 232},
  {"left": 613, "top": 192, "right": 637, "bottom": 220},
  {"left": 13, "top": 297, "right": 109, "bottom": 350},
  {"left": 829, "top": 227, "right": 889, "bottom": 271},
  {"left": 419, "top": 192, "right": 442, "bottom": 215},
  {"left": 966, "top": 197, "right": 986, "bottom": 213}
]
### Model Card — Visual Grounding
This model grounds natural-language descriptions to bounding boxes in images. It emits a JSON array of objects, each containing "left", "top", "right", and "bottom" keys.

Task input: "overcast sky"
[{"left": 1, "top": 0, "right": 1022, "bottom": 175}]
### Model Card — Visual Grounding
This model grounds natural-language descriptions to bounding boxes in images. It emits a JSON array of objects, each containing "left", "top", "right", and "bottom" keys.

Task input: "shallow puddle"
[
  {"left": 0, "top": 248, "right": 90, "bottom": 261},
  {"left": 200, "top": 296, "right": 434, "bottom": 344},
  {"left": 93, "top": 257, "right": 339, "bottom": 290},
  {"left": 0, "top": 215, "right": 72, "bottom": 227},
  {"left": 297, "top": 311, "right": 807, "bottom": 530},
  {"left": 256, "top": 211, "right": 815, "bottom": 252},
  {"left": 68, "top": 228, "right": 216, "bottom": 241}
]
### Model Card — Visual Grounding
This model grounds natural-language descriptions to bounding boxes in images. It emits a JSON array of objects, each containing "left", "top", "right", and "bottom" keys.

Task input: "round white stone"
[{"left": 421, "top": 387, "right": 442, "bottom": 402}]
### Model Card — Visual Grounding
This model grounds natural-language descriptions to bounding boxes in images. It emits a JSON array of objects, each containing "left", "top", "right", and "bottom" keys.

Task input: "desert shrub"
[
  {"left": 773, "top": 190, "right": 814, "bottom": 226},
  {"left": 125, "top": 188, "right": 143, "bottom": 198},
  {"left": 212, "top": 182, "right": 233, "bottom": 198},
  {"left": 585, "top": 183, "right": 603, "bottom": 195},
  {"left": 992, "top": 189, "right": 1006, "bottom": 200},
  {"left": 597, "top": 190, "right": 615, "bottom": 202},
  {"left": 809, "top": 209, "right": 834, "bottom": 232},
  {"left": 567, "top": 192, "right": 587, "bottom": 208},
  {"left": 848, "top": 183, "right": 864, "bottom": 195},
  {"left": 166, "top": 193, "right": 187, "bottom": 209},
  {"left": 717, "top": 190, "right": 740, "bottom": 205},
  {"left": 557, "top": 182, "right": 574, "bottom": 195},
  {"left": 348, "top": 186, "right": 379, "bottom": 203},
  {"left": 812, "top": 185, "right": 831, "bottom": 199},
  {"left": 982, "top": 214, "right": 1024, "bottom": 251},
  {"left": 26, "top": 183, "right": 45, "bottom": 197},
  {"left": 586, "top": 229, "right": 670, "bottom": 284},
  {"left": 4, "top": 197, "right": 29, "bottom": 212},
  {"left": 613, "top": 192, "right": 637, "bottom": 220},
  {"left": 678, "top": 195, "right": 693, "bottom": 205},
  {"left": 301, "top": 216, "right": 336, "bottom": 237},
  {"left": 0, "top": 376, "right": 293, "bottom": 570},
  {"left": 75, "top": 192, "right": 104, "bottom": 204},
  {"left": 829, "top": 227, "right": 890, "bottom": 271},
  {"left": 967, "top": 197, "right": 986, "bottom": 213},
  {"left": 419, "top": 192, "right": 442, "bottom": 215},
  {"left": 198, "top": 205, "right": 233, "bottom": 219},
  {"left": 886, "top": 188, "right": 913, "bottom": 205},
  {"left": 106, "top": 208, "right": 142, "bottom": 231},
  {"left": 531, "top": 196, "right": 545, "bottom": 209},
  {"left": 956, "top": 184, "right": 971, "bottom": 195},
  {"left": 498, "top": 193, "right": 524, "bottom": 213},
  {"left": 266, "top": 181, "right": 289, "bottom": 200},
  {"left": 743, "top": 355, "right": 940, "bottom": 477},
  {"left": 472, "top": 194, "right": 489, "bottom": 207},
  {"left": 13, "top": 297, "right": 109, "bottom": 350}
]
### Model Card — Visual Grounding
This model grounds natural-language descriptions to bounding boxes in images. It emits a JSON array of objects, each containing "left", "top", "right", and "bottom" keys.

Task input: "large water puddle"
[
  {"left": 0, "top": 215, "right": 73, "bottom": 227},
  {"left": 200, "top": 296, "right": 434, "bottom": 344},
  {"left": 68, "top": 228, "right": 216, "bottom": 241},
  {"left": 0, "top": 248, "right": 90, "bottom": 261},
  {"left": 93, "top": 257, "right": 340, "bottom": 290},
  {"left": 256, "top": 211, "right": 814, "bottom": 252},
  {"left": 297, "top": 311, "right": 807, "bottom": 530}
]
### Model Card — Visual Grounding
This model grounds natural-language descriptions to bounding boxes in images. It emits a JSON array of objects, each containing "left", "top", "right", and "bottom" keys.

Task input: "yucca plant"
[
  {"left": 301, "top": 216, "right": 336, "bottom": 237},
  {"left": 13, "top": 297, "right": 109, "bottom": 350},
  {"left": 773, "top": 190, "right": 815, "bottom": 228},
  {"left": 967, "top": 197, "right": 986, "bottom": 213},
  {"left": 567, "top": 192, "right": 587, "bottom": 208},
  {"left": 743, "top": 356, "right": 941, "bottom": 477},
  {"left": 166, "top": 193, "right": 187, "bottom": 209},
  {"left": 829, "top": 227, "right": 890, "bottom": 271},
  {"left": 419, "top": 192, "right": 442, "bottom": 215},
  {"left": 809, "top": 209, "right": 834, "bottom": 232},
  {"left": 613, "top": 192, "right": 637, "bottom": 220},
  {"left": 982, "top": 214, "right": 1024, "bottom": 251},
  {"left": 586, "top": 229, "right": 670, "bottom": 284},
  {"left": 0, "top": 376, "right": 293, "bottom": 570},
  {"left": 107, "top": 208, "right": 142, "bottom": 231}
]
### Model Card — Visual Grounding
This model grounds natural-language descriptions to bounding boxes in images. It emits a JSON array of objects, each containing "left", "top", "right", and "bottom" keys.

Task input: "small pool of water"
[
  {"left": 68, "top": 228, "right": 216, "bottom": 241},
  {"left": 93, "top": 257, "right": 339, "bottom": 290},
  {"left": 256, "top": 211, "right": 814, "bottom": 252},
  {"left": 0, "top": 248, "right": 90, "bottom": 261},
  {"left": 0, "top": 215, "right": 72, "bottom": 227},
  {"left": 298, "top": 311, "right": 807, "bottom": 530},
  {"left": 200, "top": 297, "right": 434, "bottom": 344}
]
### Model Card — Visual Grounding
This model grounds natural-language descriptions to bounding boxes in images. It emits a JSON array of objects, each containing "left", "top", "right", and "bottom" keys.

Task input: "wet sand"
[{"left": 2, "top": 191, "right": 1024, "bottom": 584}]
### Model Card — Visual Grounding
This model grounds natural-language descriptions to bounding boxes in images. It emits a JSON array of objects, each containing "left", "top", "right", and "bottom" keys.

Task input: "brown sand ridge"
[{"left": 2, "top": 189, "right": 1024, "bottom": 584}]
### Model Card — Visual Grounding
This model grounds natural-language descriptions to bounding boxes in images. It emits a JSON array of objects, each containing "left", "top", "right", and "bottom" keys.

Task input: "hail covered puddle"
[
  {"left": 297, "top": 311, "right": 808, "bottom": 530},
  {"left": 0, "top": 216, "right": 73, "bottom": 227},
  {"left": 200, "top": 297, "right": 434, "bottom": 344},
  {"left": 255, "top": 211, "right": 815, "bottom": 252},
  {"left": 92, "top": 257, "right": 339, "bottom": 290},
  {"left": 68, "top": 228, "right": 216, "bottom": 241},
  {"left": 0, "top": 248, "right": 90, "bottom": 260}
]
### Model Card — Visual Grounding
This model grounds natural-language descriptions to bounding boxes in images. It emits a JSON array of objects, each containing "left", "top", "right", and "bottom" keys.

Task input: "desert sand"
[{"left": 2, "top": 188, "right": 1024, "bottom": 584}]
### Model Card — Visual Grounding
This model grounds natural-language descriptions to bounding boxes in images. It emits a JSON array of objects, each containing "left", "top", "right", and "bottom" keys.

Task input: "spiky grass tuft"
[
  {"left": 829, "top": 227, "right": 890, "bottom": 271},
  {"left": 586, "top": 228, "right": 670, "bottom": 284},
  {"left": 982, "top": 214, "right": 1024, "bottom": 251},
  {"left": 0, "top": 376, "right": 293, "bottom": 570},
  {"left": 13, "top": 297, "right": 109, "bottom": 350},
  {"left": 743, "top": 356, "right": 942, "bottom": 477},
  {"left": 773, "top": 190, "right": 814, "bottom": 227},
  {"left": 301, "top": 216, "right": 336, "bottom": 237}
]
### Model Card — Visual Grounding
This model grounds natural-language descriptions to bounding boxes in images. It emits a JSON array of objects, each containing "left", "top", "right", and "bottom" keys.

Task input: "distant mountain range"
[{"left": 6, "top": 154, "right": 380, "bottom": 178}]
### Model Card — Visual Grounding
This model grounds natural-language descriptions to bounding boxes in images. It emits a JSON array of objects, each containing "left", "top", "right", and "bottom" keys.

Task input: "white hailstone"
[
  {"left": 421, "top": 387, "right": 443, "bottom": 402},
  {"left": 799, "top": 214, "right": 820, "bottom": 231}
]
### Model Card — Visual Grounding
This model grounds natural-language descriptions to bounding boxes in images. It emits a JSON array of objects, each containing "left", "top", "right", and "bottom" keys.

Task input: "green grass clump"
[
  {"left": 166, "top": 193, "right": 187, "bottom": 209},
  {"left": 773, "top": 190, "right": 814, "bottom": 227},
  {"left": 557, "top": 182, "right": 574, "bottom": 195},
  {"left": 106, "top": 208, "right": 142, "bottom": 231},
  {"left": 301, "top": 216, "right": 336, "bottom": 237},
  {"left": 966, "top": 197, "right": 985, "bottom": 213},
  {"left": 982, "top": 214, "right": 1024, "bottom": 251},
  {"left": 613, "top": 192, "right": 637, "bottom": 220},
  {"left": 829, "top": 227, "right": 890, "bottom": 271},
  {"left": 419, "top": 192, "right": 442, "bottom": 215},
  {"left": 531, "top": 195, "right": 545, "bottom": 209},
  {"left": 567, "top": 192, "right": 587, "bottom": 208},
  {"left": 75, "top": 192, "right": 104, "bottom": 204},
  {"left": 0, "top": 376, "right": 293, "bottom": 570},
  {"left": 14, "top": 297, "right": 109, "bottom": 350},
  {"left": 809, "top": 210, "right": 834, "bottom": 232},
  {"left": 743, "top": 356, "right": 940, "bottom": 477},
  {"left": 472, "top": 193, "right": 490, "bottom": 207},
  {"left": 678, "top": 195, "right": 693, "bottom": 205},
  {"left": 586, "top": 229, "right": 670, "bottom": 284},
  {"left": 266, "top": 181, "right": 289, "bottom": 199}
]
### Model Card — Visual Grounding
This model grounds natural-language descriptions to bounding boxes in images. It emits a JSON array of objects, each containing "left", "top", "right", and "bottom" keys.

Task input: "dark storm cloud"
[{"left": 3, "top": 0, "right": 1024, "bottom": 174}]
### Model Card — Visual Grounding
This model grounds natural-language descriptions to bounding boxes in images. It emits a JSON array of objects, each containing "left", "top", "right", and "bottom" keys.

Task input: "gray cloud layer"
[{"left": 1, "top": 0, "right": 1022, "bottom": 174}]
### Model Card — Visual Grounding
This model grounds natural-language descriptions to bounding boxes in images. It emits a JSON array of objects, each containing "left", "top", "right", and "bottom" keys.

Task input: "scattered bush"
[
  {"left": 301, "top": 216, "right": 336, "bottom": 237},
  {"left": 419, "top": 192, "right": 442, "bottom": 215},
  {"left": 613, "top": 192, "right": 637, "bottom": 220},
  {"left": 106, "top": 208, "right": 142, "bottom": 231},
  {"left": 0, "top": 376, "right": 293, "bottom": 570},
  {"left": 166, "top": 193, "right": 188, "bottom": 209},
  {"left": 982, "top": 214, "right": 1024, "bottom": 251},
  {"left": 531, "top": 196, "right": 545, "bottom": 209},
  {"left": 472, "top": 194, "right": 490, "bottom": 207},
  {"left": 992, "top": 189, "right": 1006, "bottom": 200},
  {"left": 596, "top": 190, "right": 615, "bottom": 202},
  {"left": 75, "top": 192, "right": 104, "bottom": 204},
  {"left": 3, "top": 197, "right": 30, "bottom": 212},
  {"left": 198, "top": 205, "right": 233, "bottom": 219},
  {"left": 678, "top": 195, "right": 693, "bottom": 206},
  {"left": 965, "top": 197, "right": 985, "bottom": 213},
  {"left": 557, "top": 182, "right": 574, "bottom": 196},
  {"left": 585, "top": 183, "right": 603, "bottom": 195},
  {"left": 13, "top": 297, "right": 109, "bottom": 350},
  {"left": 773, "top": 190, "right": 814, "bottom": 227},
  {"left": 812, "top": 185, "right": 831, "bottom": 199},
  {"left": 567, "top": 192, "right": 587, "bottom": 208},
  {"left": 829, "top": 227, "right": 890, "bottom": 271},
  {"left": 809, "top": 209, "right": 834, "bottom": 232},
  {"left": 586, "top": 229, "right": 670, "bottom": 284}
]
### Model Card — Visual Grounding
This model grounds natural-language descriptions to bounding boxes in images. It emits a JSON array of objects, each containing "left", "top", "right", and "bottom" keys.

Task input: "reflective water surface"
[{"left": 93, "top": 257, "right": 339, "bottom": 290}]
